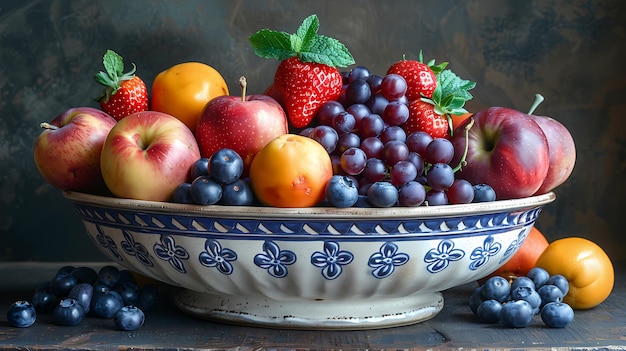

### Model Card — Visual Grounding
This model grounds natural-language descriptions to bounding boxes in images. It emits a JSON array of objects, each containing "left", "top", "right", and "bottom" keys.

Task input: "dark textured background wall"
[{"left": 1, "top": 0, "right": 625, "bottom": 262}]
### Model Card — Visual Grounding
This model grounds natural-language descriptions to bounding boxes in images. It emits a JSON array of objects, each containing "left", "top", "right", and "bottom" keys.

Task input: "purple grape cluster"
[{"left": 302, "top": 66, "right": 496, "bottom": 207}]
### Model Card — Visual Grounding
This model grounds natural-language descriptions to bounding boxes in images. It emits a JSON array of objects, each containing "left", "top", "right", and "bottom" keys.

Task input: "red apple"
[
  {"left": 100, "top": 111, "right": 201, "bottom": 201},
  {"left": 33, "top": 107, "right": 117, "bottom": 192},
  {"left": 450, "top": 107, "right": 550, "bottom": 200},
  {"left": 196, "top": 77, "right": 288, "bottom": 175}
]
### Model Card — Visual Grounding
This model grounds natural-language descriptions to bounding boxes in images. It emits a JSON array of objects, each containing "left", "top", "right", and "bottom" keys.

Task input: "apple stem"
[
  {"left": 452, "top": 117, "right": 474, "bottom": 173},
  {"left": 239, "top": 76, "right": 247, "bottom": 102},
  {"left": 527, "top": 94, "right": 544, "bottom": 115},
  {"left": 40, "top": 122, "right": 59, "bottom": 130}
]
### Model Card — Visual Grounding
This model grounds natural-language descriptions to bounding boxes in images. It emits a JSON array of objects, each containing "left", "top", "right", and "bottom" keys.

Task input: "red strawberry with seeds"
[
  {"left": 406, "top": 100, "right": 450, "bottom": 138},
  {"left": 387, "top": 52, "right": 447, "bottom": 102},
  {"left": 249, "top": 14, "right": 354, "bottom": 129},
  {"left": 94, "top": 50, "right": 148, "bottom": 121}
]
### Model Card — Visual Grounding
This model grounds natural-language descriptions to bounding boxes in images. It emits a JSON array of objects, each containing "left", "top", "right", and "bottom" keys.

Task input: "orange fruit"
[
  {"left": 451, "top": 112, "right": 473, "bottom": 131},
  {"left": 535, "top": 237, "right": 614, "bottom": 309},
  {"left": 480, "top": 226, "right": 549, "bottom": 283},
  {"left": 151, "top": 62, "right": 229, "bottom": 131},
  {"left": 249, "top": 134, "right": 332, "bottom": 207}
]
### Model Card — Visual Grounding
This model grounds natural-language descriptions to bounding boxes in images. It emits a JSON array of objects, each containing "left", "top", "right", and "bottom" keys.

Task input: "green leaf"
[
  {"left": 249, "top": 29, "right": 296, "bottom": 60},
  {"left": 103, "top": 50, "right": 124, "bottom": 80},
  {"left": 300, "top": 35, "right": 354, "bottom": 67},
  {"left": 296, "top": 14, "right": 319, "bottom": 52}
]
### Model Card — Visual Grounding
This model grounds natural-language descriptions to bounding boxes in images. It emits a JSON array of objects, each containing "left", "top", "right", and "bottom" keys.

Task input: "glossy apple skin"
[
  {"left": 451, "top": 107, "right": 550, "bottom": 200},
  {"left": 101, "top": 111, "right": 201, "bottom": 201},
  {"left": 33, "top": 107, "right": 117, "bottom": 192},
  {"left": 196, "top": 94, "right": 288, "bottom": 175},
  {"left": 529, "top": 115, "right": 576, "bottom": 194}
]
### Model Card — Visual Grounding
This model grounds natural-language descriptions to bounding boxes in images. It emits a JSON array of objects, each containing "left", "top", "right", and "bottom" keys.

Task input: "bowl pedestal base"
[{"left": 174, "top": 290, "right": 444, "bottom": 330}]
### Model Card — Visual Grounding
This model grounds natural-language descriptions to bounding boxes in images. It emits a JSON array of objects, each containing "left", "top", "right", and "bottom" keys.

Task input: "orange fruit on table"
[
  {"left": 479, "top": 226, "right": 549, "bottom": 283},
  {"left": 535, "top": 237, "right": 614, "bottom": 310},
  {"left": 249, "top": 134, "right": 333, "bottom": 208},
  {"left": 150, "top": 62, "right": 229, "bottom": 131}
]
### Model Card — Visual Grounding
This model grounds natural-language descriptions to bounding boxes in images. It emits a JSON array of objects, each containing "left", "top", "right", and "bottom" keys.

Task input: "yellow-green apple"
[
  {"left": 100, "top": 111, "right": 200, "bottom": 201},
  {"left": 196, "top": 76, "right": 288, "bottom": 175},
  {"left": 33, "top": 107, "right": 117, "bottom": 192},
  {"left": 450, "top": 107, "right": 550, "bottom": 200}
]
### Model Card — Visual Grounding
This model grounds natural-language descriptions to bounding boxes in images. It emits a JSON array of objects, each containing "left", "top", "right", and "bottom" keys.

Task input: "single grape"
[
  {"left": 380, "top": 74, "right": 408, "bottom": 101},
  {"left": 336, "top": 132, "right": 361, "bottom": 155},
  {"left": 366, "top": 181, "right": 399, "bottom": 207},
  {"left": 382, "top": 101, "right": 409, "bottom": 126},
  {"left": 340, "top": 147, "right": 367, "bottom": 175},
  {"left": 360, "top": 136, "right": 384, "bottom": 159},
  {"left": 382, "top": 140, "right": 409, "bottom": 166},
  {"left": 447, "top": 179, "right": 475, "bottom": 204},
  {"left": 390, "top": 160, "right": 418, "bottom": 186},
  {"left": 344, "top": 79, "right": 371, "bottom": 105},
  {"left": 309, "top": 125, "right": 339, "bottom": 154},
  {"left": 366, "top": 74, "right": 383, "bottom": 93},
  {"left": 398, "top": 181, "right": 426, "bottom": 207},
  {"left": 406, "top": 152, "right": 425, "bottom": 177},
  {"left": 379, "top": 125, "right": 407, "bottom": 144},
  {"left": 366, "top": 93, "right": 389, "bottom": 116},
  {"left": 316, "top": 101, "right": 344, "bottom": 126},
  {"left": 346, "top": 103, "right": 370, "bottom": 130},
  {"left": 425, "top": 189, "right": 448, "bottom": 205},
  {"left": 358, "top": 114, "right": 385, "bottom": 138},
  {"left": 348, "top": 65, "right": 370, "bottom": 82},
  {"left": 425, "top": 138, "right": 455, "bottom": 164},
  {"left": 426, "top": 163, "right": 455, "bottom": 191},
  {"left": 331, "top": 112, "right": 356, "bottom": 134},
  {"left": 362, "top": 158, "right": 388, "bottom": 183},
  {"left": 406, "top": 131, "right": 434, "bottom": 158}
]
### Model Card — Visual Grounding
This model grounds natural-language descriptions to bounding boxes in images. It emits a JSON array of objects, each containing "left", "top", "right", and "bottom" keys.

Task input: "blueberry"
[
  {"left": 469, "top": 286, "right": 484, "bottom": 315},
  {"left": 527, "top": 267, "right": 550, "bottom": 289},
  {"left": 7, "top": 301, "right": 36, "bottom": 328},
  {"left": 71, "top": 266, "right": 98, "bottom": 285},
  {"left": 546, "top": 274, "right": 570, "bottom": 296},
  {"left": 510, "top": 286, "right": 542, "bottom": 314},
  {"left": 189, "top": 157, "right": 210, "bottom": 179},
  {"left": 32, "top": 282, "right": 57, "bottom": 313},
  {"left": 67, "top": 283, "right": 93, "bottom": 314},
  {"left": 481, "top": 276, "right": 510, "bottom": 303},
  {"left": 115, "top": 282, "right": 139, "bottom": 306},
  {"left": 499, "top": 300, "right": 533, "bottom": 328},
  {"left": 537, "top": 284, "right": 564, "bottom": 309},
  {"left": 97, "top": 265, "right": 120, "bottom": 288},
  {"left": 114, "top": 306, "right": 145, "bottom": 331},
  {"left": 172, "top": 182, "right": 194, "bottom": 204},
  {"left": 477, "top": 299, "right": 503, "bottom": 323},
  {"left": 219, "top": 179, "right": 254, "bottom": 206},
  {"left": 354, "top": 195, "right": 373, "bottom": 208},
  {"left": 541, "top": 302, "right": 574, "bottom": 328},
  {"left": 325, "top": 175, "right": 359, "bottom": 208},
  {"left": 50, "top": 272, "right": 78, "bottom": 298},
  {"left": 511, "top": 276, "right": 535, "bottom": 292},
  {"left": 472, "top": 183, "right": 496, "bottom": 202},
  {"left": 91, "top": 287, "right": 124, "bottom": 318},
  {"left": 53, "top": 298, "right": 85, "bottom": 326},
  {"left": 190, "top": 176, "right": 222, "bottom": 205},
  {"left": 56, "top": 265, "right": 75, "bottom": 276},
  {"left": 366, "top": 181, "right": 399, "bottom": 207},
  {"left": 209, "top": 148, "right": 244, "bottom": 184},
  {"left": 136, "top": 284, "right": 158, "bottom": 311}
]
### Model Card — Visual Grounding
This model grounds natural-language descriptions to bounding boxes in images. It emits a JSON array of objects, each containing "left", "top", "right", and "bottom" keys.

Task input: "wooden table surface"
[{"left": 0, "top": 261, "right": 624, "bottom": 350}]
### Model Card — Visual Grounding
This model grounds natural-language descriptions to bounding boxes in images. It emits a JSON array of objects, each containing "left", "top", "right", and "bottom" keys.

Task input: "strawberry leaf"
[
  {"left": 438, "top": 70, "right": 476, "bottom": 101},
  {"left": 103, "top": 49, "right": 124, "bottom": 80},
  {"left": 249, "top": 14, "right": 354, "bottom": 67}
]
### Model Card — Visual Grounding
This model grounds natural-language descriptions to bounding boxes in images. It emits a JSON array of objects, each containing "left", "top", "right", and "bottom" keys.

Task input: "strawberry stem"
[
  {"left": 40, "top": 122, "right": 59, "bottom": 130},
  {"left": 527, "top": 94, "right": 545, "bottom": 115},
  {"left": 239, "top": 76, "right": 247, "bottom": 102},
  {"left": 452, "top": 117, "right": 474, "bottom": 173}
]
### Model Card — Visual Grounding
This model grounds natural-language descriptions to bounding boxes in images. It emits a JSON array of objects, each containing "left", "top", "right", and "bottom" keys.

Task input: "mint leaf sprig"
[{"left": 249, "top": 14, "right": 355, "bottom": 68}]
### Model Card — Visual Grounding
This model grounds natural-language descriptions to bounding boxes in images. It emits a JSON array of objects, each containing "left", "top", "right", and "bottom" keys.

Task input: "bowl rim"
[{"left": 63, "top": 191, "right": 556, "bottom": 220}]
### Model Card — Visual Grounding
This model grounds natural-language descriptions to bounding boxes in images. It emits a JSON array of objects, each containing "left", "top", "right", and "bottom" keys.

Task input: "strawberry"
[
  {"left": 387, "top": 52, "right": 447, "bottom": 102},
  {"left": 403, "top": 69, "right": 477, "bottom": 138},
  {"left": 94, "top": 50, "right": 148, "bottom": 120},
  {"left": 249, "top": 14, "right": 354, "bottom": 128}
]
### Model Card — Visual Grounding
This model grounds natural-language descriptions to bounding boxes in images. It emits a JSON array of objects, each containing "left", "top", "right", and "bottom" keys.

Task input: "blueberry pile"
[
  {"left": 173, "top": 148, "right": 255, "bottom": 206},
  {"left": 304, "top": 66, "right": 496, "bottom": 208},
  {"left": 470, "top": 267, "right": 575, "bottom": 328},
  {"left": 6, "top": 265, "right": 158, "bottom": 331}
]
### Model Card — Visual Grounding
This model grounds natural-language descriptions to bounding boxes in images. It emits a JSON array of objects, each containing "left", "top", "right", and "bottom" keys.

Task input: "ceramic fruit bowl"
[{"left": 63, "top": 190, "right": 555, "bottom": 330}]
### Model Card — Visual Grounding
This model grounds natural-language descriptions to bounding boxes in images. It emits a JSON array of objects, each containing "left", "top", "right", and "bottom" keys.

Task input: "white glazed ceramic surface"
[{"left": 63, "top": 191, "right": 555, "bottom": 329}]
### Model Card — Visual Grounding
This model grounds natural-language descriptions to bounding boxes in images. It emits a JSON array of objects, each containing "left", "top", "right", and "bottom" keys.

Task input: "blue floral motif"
[
  {"left": 254, "top": 241, "right": 297, "bottom": 278},
  {"left": 368, "top": 242, "right": 409, "bottom": 279},
  {"left": 311, "top": 241, "right": 354, "bottom": 280},
  {"left": 120, "top": 230, "right": 153, "bottom": 267},
  {"left": 499, "top": 228, "right": 528, "bottom": 264},
  {"left": 469, "top": 235, "right": 501, "bottom": 270},
  {"left": 424, "top": 239, "right": 465, "bottom": 273},
  {"left": 199, "top": 239, "right": 237, "bottom": 275},
  {"left": 95, "top": 225, "right": 122, "bottom": 261},
  {"left": 154, "top": 235, "right": 189, "bottom": 274}
]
